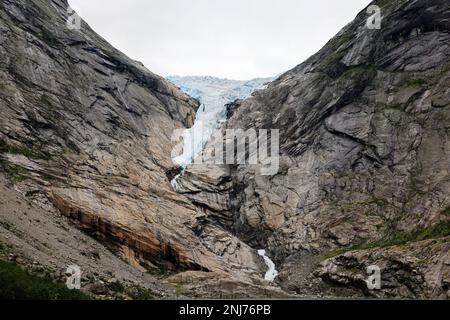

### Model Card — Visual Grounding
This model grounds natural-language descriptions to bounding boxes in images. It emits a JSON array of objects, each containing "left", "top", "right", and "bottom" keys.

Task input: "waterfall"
[
  {"left": 257, "top": 249, "right": 278, "bottom": 282},
  {"left": 167, "top": 76, "right": 274, "bottom": 188},
  {"left": 170, "top": 173, "right": 182, "bottom": 190}
]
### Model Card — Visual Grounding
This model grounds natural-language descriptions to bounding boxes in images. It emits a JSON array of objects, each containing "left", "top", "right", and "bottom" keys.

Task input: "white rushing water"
[
  {"left": 257, "top": 249, "right": 278, "bottom": 282},
  {"left": 167, "top": 76, "right": 274, "bottom": 188}
]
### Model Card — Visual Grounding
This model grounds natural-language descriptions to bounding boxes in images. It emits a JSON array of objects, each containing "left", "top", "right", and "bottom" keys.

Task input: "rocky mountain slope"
[
  {"left": 0, "top": 0, "right": 284, "bottom": 298},
  {"left": 0, "top": 0, "right": 449, "bottom": 299},
  {"left": 167, "top": 76, "right": 273, "bottom": 170},
  {"left": 177, "top": 0, "right": 450, "bottom": 298}
]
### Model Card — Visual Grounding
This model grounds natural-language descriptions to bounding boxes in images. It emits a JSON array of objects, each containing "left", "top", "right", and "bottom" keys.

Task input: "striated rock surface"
[
  {"left": 166, "top": 270, "right": 290, "bottom": 299},
  {"left": 0, "top": 0, "right": 257, "bottom": 278},
  {"left": 179, "top": 0, "right": 450, "bottom": 298},
  {"left": 0, "top": 0, "right": 290, "bottom": 299},
  {"left": 313, "top": 237, "right": 450, "bottom": 299},
  {"left": 1, "top": 0, "right": 449, "bottom": 299},
  {"left": 226, "top": 0, "right": 450, "bottom": 256}
]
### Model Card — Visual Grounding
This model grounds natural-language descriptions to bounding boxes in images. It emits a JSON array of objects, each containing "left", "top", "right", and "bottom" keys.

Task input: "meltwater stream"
[
  {"left": 167, "top": 76, "right": 274, "bottom": 188},
  {"left": 258, "top": 250, "right": 278, "bottom": 282},
  {"left": 167, "top": 76, "right": 278, "bottom": 282}
]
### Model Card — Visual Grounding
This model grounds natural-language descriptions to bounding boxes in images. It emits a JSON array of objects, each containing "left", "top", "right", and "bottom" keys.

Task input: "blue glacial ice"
[{"left": 167, "top": 76, "right": 274, "bottom": 187}]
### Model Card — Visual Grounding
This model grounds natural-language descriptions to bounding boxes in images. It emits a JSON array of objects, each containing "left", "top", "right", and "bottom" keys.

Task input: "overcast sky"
[{"left": 69, "top": 0, "right": 371, "bottom": 80}]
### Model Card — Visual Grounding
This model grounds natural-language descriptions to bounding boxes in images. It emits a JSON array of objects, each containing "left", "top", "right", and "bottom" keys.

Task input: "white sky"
[{"left": 69, "top": 0, "right": 371, "bottom": 80}]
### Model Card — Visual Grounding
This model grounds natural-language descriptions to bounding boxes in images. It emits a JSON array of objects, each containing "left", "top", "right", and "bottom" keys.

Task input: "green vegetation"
[
  {"left": 40, "top": 173, "right": 56, "bottom": 182},
  {"left": 405, "top": 78, "right": 428, "bottom": 87},
  {"left": 171, "top": 283, "right": 187, "bottom": 297},
  {"left": 0, "top": 140, "right": 51, "bottom": 160},
  {"left": 376, "top": 0, "right": 409, "bottom": 9},
  {"left": 107, "top": 281, "right": 125, "bottom": 294},
  {"left": 38, "top": 94, "right": 55, "bottom": 108},
  {"left": 340, "top": 65, "right": 376, "bottom": 81},
  {"left": 352, "top": 96, "right": 371, "bottom": 105},
  {"left": 0, "top": 260, "right": 91, "bottom": 300},
  {"left": 0, "top": 221, "right": 24, "bottom": 239},
  {"left": 383, "top": 102, "right": 405, "bottom": 111},
  {"left": 146, "top": 268, "right": 176, "bottom": 278},
  {"left": 377, "top": 0, "right": 396, "bottom": 8},
  {"left": 443, "top": 207, "right": 450, "bottom": 217},
  {"left": 0, "top": 82, "right": 15, "bottom": 96},
  {"left": 0, "top": 162, "right": 29, "bottom": 183},
  {"left": 332, "top": 34, "right": 354, "bottom": 50},
  {"left": 37, "top": 28, "right": 60, "bottom": 48},
  {"left": 127, "top": 287, "right": 156, "bottom": 300},
  {"left": 323, "top": 218, "right": 450, "bottom": 260},
  {"left": 106, "top": 279, "right": 157, "bottom": 300},
  {"left": 320, "top": 51, "right": 347, "bottom": 73},
  {"left": 396, "top": 77, "right": 429, "bottom": 89}
]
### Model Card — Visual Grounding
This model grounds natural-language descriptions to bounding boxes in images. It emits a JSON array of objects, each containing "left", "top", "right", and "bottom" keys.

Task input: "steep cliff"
[
  {"left": 1, "top": 0, "right": 449, "bottom": 299},
  {"left": 0, "top": 0, "right": 277, "bottom": 297},
  {"left": 178, "top": 0, "right": 450, "bottom": 298}
]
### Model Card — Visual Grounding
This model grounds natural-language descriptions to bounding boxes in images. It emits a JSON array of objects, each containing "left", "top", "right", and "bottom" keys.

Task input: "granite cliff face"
[
  {"left": 177, "top": 0, "right": 450, "bottom": 298},
  {"left": 0, "top": 0, "right": 209, "bottom": 271},
  {"left": 228, "top": 0, "right": 450, "bottom": 253},
  {"left": 0, "top": 0, "right": 449, "bottom": 299},
  {"left": 0, "top": 0, "right": 276, "bottom": 297}
]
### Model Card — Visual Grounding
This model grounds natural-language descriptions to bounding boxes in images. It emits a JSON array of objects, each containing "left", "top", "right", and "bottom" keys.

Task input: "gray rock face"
[
  {"left": 0, "top": 0, "right": 283, "bottom": 298},
  {"left": 313, "top": 237, "right": 450, "bottom": 299},
  {"left": 230, "top": 0, "right": 450, "bottom": 253},
  {"left": 179, "top": 0, "right": 450, "bottom": 297},
  {"left": 0, "top": 0, "right": 261, "bottom": 277},
  {"left": 1, "top": 0, "right": 449, "bottom": 299}
]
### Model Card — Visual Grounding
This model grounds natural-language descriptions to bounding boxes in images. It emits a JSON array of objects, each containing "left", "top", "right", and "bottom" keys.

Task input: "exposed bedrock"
[
  {"left": 0, "top": 0, "right": 449, "bottom": 298},
  {"left": 178, "top": 0, "right": 450, "bottom": 298},
  {"left": 0, "top": 0, "right": 265, "bottom": 281}
]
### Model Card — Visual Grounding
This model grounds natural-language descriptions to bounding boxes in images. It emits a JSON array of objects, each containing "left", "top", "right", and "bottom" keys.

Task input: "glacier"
[{"left": 167, "top": 76, "right": 274, "bottom": 188}]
